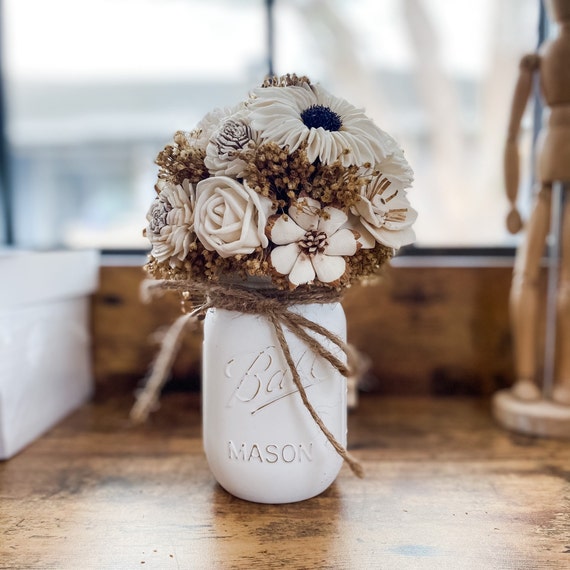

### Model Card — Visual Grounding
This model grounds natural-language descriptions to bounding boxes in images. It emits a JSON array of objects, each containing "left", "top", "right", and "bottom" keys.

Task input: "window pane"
[
  {"left": 4, "top": 0, "right": 539, "bottom": 249},
  {"left": 274, "top": 0, "right": 539, "bottom": 246},
  {"left": 4, "top": 0, "right": 266, "bottom": 249}
]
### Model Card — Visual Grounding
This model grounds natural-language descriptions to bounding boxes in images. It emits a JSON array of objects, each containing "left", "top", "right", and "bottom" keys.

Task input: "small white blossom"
[
  {"left": 349, "top": 167, "right": 417, "bottom": 249},
  {"left": 268, "top": 197, "right": 360, "bottom": 287}
]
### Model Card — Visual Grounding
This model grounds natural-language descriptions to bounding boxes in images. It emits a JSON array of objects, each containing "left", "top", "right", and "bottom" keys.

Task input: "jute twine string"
[{"left": 131, "top": 279, "right": 364, "bottom": 478}]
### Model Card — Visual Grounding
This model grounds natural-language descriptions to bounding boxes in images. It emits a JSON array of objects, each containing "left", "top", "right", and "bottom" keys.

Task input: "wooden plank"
[
  {"left": 91, "top": 265, "right": 202, "bottom": 386},
  {"left": 1, "top": 390, "right": 569, "bottom": 569},
  {"left": 342, "top": 265, "right": 515, "bottom": 395}
]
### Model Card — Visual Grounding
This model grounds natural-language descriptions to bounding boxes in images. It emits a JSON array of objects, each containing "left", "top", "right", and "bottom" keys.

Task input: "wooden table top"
[{"left": 1, "top": 387, "right": 569, "bottom": 569}]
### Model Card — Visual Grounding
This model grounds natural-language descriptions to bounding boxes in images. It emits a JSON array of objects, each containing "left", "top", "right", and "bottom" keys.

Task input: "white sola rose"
[
  {"left": 194, "top": 176, "right": 274, "bottom": 258},
  {"left": 248, "top": 81, "right": 397, "bottom": 167},
  {"left": 145, "top": 179, "right": 196, "bottom": 267},
  {"left": 350, "top": 152, "right": 417, "bottom": 249},
  {"left": 267, "top": 196, "right": 360, "bottom": 287}
]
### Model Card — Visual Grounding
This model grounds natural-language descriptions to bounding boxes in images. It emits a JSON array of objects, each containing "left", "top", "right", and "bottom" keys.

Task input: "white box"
[{"left": 0, "top": 249, "right": 99, "bottom": 459}]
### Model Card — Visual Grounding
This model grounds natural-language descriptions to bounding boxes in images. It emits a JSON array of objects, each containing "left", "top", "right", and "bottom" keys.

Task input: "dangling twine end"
[
  {"left": 270, "top": 315, "right": 365, "bottom": 479},
  {"left": 129, "top": 393, "right": 156, "bottom": 424},
  {"left": 345, "top": 453, "right": 365, "bottom": 478},
  {"left": 140, "top": 279, "right": 161, "bottom": 304},
  {"left": 129, "top": 309, "right": 203, "bottom": 425}
]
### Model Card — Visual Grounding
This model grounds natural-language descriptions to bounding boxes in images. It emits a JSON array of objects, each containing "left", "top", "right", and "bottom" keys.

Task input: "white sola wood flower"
[
  {"left": 350, "top": 162, "right": 417, "bottom": 249},
  {"left": 186, "top": 105, "right": 239, "bottom": 151},
  {"left": 194, "top": 176, "right": 274, "bottom": 258},
  {"left": 268, "top": 197, "right": 360, "bottom": 287},
  {"left": 249, "top": 82, "right": 397, "bottom": 167},
  {"left": 146, "top": 179, "right": 196, "bottom": 267},
  {"left": 205, "top": 111, "right": 255, "bottom": 177}
]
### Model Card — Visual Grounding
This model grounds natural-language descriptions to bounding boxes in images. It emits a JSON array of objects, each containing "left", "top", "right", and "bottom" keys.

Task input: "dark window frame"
[{"left": 0, "top": 0, "right": 14, "bottom": 245}]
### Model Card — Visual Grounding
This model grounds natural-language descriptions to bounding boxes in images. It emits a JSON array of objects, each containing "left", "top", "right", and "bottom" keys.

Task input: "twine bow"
[{"left": 131, "top": 279, "right": 364, "bottom": 478}]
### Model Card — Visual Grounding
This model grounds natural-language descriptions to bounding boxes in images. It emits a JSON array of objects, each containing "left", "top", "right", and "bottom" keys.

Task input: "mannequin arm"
[{"left": 504, "top": 54, "right": 540, "bottom": 234}]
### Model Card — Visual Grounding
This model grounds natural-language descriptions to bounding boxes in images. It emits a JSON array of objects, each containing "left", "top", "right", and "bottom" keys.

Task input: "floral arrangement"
[{"left": 144, "top": 74, "right": 416, "bottom": 290}]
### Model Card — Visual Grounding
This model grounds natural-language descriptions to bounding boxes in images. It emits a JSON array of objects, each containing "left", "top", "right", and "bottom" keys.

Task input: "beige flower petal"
[
  {"left": 289, "top": 252, "right": 316, "bottom": 286},
  {"left": 312, "top": 253, "right": 346, "bottom": 284},
  {"left": 271, "top": 243, "right": 300, "bottom": 276},
  {"left": 288, "top": 197, "right": 320, "bottom": 232},
  {"left": 353, "top": 196, "right": 377, "bottom": 227},
  {"left": 344, "top": 213, "right": 375, "bottom": 249},
  {"left": 360, "top": 218, "right": 416, "bottom": 249},
  {"left": 356, "top": 225, "right": 376, "bottom": 249},
  {"left": 324, "top": 228, "right": 360, "bottom": 256},
  {"left": 318, "top": 206, "right": 347, "bottom": 236},
  {"left": 268, "top": 215, "right": 307, "bottom": 245}
]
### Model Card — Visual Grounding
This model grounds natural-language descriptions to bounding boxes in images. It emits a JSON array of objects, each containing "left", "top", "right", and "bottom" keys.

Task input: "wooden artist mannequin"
[{"left": 504, "top": 0, "right": 570, "bottom": 407}]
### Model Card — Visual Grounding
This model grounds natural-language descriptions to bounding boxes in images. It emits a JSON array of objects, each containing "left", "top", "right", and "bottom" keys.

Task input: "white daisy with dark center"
[{"left": 249, "top": 81, "right": 398, "bottom": 166}]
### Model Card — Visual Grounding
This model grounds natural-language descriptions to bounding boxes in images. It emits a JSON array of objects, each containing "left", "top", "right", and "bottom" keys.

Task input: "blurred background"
[{"left": 0, "top": 0, "right": 542, "bottom": 251}]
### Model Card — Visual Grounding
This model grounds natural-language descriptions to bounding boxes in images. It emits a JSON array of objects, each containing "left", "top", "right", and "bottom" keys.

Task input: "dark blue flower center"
[{"left": 300, "top": 105, "right": 342, "bottom": 131}]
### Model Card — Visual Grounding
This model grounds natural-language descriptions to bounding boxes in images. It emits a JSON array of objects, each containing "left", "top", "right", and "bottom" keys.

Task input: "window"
[
  {"left": 1, "top": 0, "right": 541, "bottom": 250},
  {"left": 3, "top": 0, "right": 267, "bottom": 249}
]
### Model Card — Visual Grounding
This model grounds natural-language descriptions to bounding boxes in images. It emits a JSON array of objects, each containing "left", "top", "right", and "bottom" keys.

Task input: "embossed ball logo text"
[{"left": 225, "top": 345, "right": 330, "bottom": 413}]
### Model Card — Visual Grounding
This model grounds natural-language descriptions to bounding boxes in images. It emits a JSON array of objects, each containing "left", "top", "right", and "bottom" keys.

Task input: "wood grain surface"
[{"left": 2, "top": 385, "right": 569, "bottom": 569}]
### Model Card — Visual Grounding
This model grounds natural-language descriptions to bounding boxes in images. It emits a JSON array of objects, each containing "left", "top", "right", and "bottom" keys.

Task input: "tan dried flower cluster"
[
  {"left": 241, "top": 142, "right": 368, "bottom": 213},
  {"left": 155, "top": 131, "right": 208, "bottom": 186},
  {"left": 306, "top": 163, "right": 369, "bottom": 210},
  {"left": 242, "top": 142, "right": 315, "bottom": 203},
  {"left": 261, "top": 73, "right": 312, "bottom": 88}
]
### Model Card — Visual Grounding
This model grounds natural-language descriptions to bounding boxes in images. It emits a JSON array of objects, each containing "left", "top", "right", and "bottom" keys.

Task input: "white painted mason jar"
[{"left": 202, "top": 302, "right": 347, "bottom": 504}]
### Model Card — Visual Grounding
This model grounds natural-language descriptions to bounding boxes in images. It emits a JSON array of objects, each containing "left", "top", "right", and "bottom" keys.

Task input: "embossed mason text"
[{"left": 228, "top": 441, "right": 313, "bottom": 463}]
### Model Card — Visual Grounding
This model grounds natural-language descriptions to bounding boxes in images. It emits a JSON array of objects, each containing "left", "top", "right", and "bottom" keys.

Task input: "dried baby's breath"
[
  {"left": 345, "top": 243, "right": 393, "bottom": 285},
  {"left": 261, "top": 74, "right": 311, "bottom": 88},
  {"left": 242, "top": 142, "right": 315, "bottom": 204},
  {"left": 242, "top": 142, "right": 370, "bottom": 215},
  {"left": 306, "top": 163, "right": 369, "bottom": 211},
  {"left": 155, "top": 131, "right": 208, "bottom": 185}
]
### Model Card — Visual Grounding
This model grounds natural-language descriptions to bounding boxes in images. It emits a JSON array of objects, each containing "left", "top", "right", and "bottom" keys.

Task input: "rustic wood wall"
[{"left": 91, "top": 261, "right": 524, "bottom": 396}]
